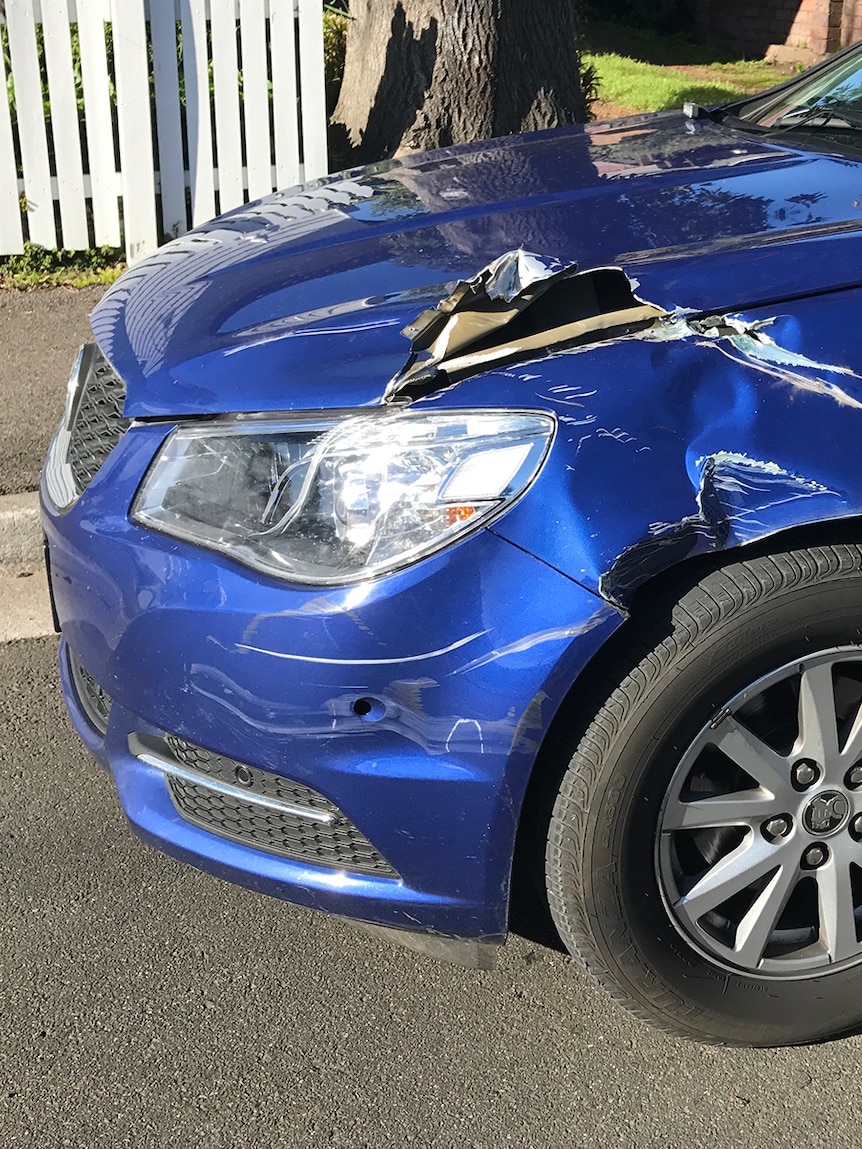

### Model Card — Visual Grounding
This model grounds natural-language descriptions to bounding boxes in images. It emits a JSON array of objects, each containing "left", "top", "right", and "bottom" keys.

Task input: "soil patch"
[{"left": 591, "top": 100, "right": 640, "bottom": 121}]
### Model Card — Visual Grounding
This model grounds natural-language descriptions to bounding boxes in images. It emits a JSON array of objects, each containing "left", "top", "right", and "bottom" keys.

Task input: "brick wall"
[
  {"left": 695, "top": 0, "right": 862, "bottom": 58},
  {"left": 842, "top": 2, "right": 862, "bottom": 41}
]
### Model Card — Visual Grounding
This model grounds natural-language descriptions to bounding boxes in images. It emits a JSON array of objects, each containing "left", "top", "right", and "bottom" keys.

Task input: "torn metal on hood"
[{"left": 385, "top": 249, "right": 667, "bottom": 401}]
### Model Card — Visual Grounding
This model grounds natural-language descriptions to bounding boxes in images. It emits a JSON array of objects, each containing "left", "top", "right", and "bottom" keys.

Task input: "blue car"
[{"left": 42, "top": 44, "right": 862, "bottom": 1046}]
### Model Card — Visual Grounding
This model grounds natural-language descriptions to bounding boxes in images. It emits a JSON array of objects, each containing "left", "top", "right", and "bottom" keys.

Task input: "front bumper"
[{"left": 43, "top": 420, "right": 620, "bottom": 947}]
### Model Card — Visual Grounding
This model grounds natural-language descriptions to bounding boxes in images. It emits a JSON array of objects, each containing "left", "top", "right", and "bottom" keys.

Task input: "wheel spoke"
[
  {"left": 663, "top": 790, "right": 779, "bottom": 831},
  {"left": 732, "top": 853, "right": 800, "bottom": 968},
  {"left": 711, "top": 718, "right": 792, "bottom": 800},
  {"left": 677, "top": 832, "right": 786, "bottom": 921},
  {"left": 840, "top": 696, "right": 862, "bottom": 765},
  {"left": 816, "top": 853, "right": 859, "bottom": 963},
  {"left": 797, "top": 661, "right": 839, "bottom": 764}
]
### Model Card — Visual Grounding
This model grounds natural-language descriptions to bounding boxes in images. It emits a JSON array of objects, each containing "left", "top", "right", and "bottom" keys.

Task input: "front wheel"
[{"left": 546, "top": 543, "right": 862, "bottom": 1045}]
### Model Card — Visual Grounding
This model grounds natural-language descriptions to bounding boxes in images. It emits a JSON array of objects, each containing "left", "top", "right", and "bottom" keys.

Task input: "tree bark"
[{"left": 331, "top": 0, "right": 587, "bottom": 165}]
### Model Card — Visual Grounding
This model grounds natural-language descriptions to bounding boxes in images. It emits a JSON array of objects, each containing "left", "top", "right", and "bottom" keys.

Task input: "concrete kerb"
[
  {"left": 0, "top": 491, "right": 43, "bottom": 570},
  {"left": 0, "top": 492, "right": 56, "bottom": 642}
]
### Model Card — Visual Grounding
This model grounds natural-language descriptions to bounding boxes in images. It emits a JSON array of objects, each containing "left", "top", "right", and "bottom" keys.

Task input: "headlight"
[{"left": 132, "top": 409, "right": 554, "bottom": 584}]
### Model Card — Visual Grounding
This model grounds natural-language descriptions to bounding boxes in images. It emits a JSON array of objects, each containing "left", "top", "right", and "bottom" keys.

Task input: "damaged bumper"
[{"left": 42, "top": 425, "right": 619, "bottom": 946}]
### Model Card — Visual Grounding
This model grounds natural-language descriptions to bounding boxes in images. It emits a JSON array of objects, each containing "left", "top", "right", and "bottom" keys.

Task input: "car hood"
[{"left": 91, "top": 111, "right": 862, "bottom": 418}]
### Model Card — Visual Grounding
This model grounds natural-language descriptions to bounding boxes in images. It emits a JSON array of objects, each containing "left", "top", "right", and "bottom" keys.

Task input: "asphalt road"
[
  {"left": 0, "top": 287, "right": 103, "bottom": 495},
  {"left": 2, "top": 636, "right": 862, "bottom": 1148}
]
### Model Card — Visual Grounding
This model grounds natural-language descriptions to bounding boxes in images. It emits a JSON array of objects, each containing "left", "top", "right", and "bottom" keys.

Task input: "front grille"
[
  {"left": 67, "top": 647, "right": 112, "bottom": 735},
  {"left": 154, "top": 736, "right": 398, "bottom": 877},
  {"left": 67, "top": 344, "right": 131, "bottom": 493}
]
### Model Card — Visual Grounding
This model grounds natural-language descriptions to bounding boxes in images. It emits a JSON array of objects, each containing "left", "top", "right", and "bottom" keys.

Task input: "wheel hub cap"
[{"left": 803, "top": 791, "right": 850, "bottom": 836}]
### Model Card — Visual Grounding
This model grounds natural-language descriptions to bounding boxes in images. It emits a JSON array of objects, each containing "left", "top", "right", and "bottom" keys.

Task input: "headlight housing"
[{"left": 132, "top": 409, "right": 555, "bottom": 584}]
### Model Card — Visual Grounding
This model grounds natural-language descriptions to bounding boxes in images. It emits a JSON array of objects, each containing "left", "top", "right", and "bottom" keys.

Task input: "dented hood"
[{"left": 92, "top": 111, "right": 862, "bottom": 417}]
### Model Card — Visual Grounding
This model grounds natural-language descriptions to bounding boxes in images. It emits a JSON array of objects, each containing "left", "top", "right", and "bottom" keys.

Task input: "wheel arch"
[{"left": 507, "top": 511, "right": 862, "bottom": 938}]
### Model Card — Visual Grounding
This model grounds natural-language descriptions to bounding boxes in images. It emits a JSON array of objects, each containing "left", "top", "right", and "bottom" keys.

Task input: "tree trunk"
[{"left": 331, "top": 0, "right": 588, "bottom": 166}]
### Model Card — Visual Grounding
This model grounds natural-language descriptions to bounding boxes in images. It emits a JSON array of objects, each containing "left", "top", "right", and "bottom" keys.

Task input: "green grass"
[
  {"left": 583, "top": 20, "right": 791, "bottom": 112},
  {"left": 0, "top": 243, "right": 126, "bottom": 290},
  {"left": 583, "top": 51, "right": 783, "bottom": 111}
]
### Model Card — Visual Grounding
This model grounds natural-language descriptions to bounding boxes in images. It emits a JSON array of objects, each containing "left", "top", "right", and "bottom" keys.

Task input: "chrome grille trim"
[
  {"left": 129, "top": 733, "right": 399, "bottom": 877},
  {"left": 132, "top": 741, "right": 335, "bottom": 823},
  {"left": 44, "top": 344, "right": 130, "bottom": 510}
]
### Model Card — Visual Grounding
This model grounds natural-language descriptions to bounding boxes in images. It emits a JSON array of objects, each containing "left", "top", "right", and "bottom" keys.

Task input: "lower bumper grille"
[
  {"left": 133, "top": 734, "right": 398, "bottom": 878},
  {"left": 68, "top": 647, "right": 112, "bottom": 735}
]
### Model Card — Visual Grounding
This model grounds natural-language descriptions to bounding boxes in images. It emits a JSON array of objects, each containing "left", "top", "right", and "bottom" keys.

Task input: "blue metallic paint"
[
  {"left": 43, "top": 105, "right": 862, "bottom": 946},
  {"left": 478, "top": 293, "right": 862, "bottom": 603},
  {"left": 42, "top": 423, "right": 619, "bottom": 937}
]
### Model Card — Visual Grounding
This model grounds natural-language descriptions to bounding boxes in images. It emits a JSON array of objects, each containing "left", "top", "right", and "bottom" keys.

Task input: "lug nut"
[
  {"left": 804, "top": 844, "right": 828, "bottom": 868},
  {"left": 793, "top": 760, "right": 819, "bottom": 788},
  {"left": 764, "top": 815, "right": 792, "bottom": 840},
  {"left": 851, "top": 815, "right": 862, "bottom": 840},
  {"left": 847, "top": 764, "right": 862, "bottom": 789}
]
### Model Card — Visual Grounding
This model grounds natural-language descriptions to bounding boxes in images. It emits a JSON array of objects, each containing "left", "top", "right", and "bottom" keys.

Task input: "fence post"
[
  {"left": 212, "top": 0, "right": 244, "bottom": 214},
  {"left": 297, "top": 0, "right": 327, "bottom": 181},
  {"left": 0, "top": 28, "right": 24, "bottom": 253},
  {"left": 180, "top": 0, "right": 216, "bottom": 227},
  {"left": 271, "top": 0, "right": 300, "bottom": 190},
  {"left": 42, "top": 0, "right": 89, "bottom": 248},
  {"left": 78, "top": 0, "right": 122, "bottom": 248},
  {"left": 150, "top": 0, "right": 187, "bottom": 242},
  {"left": 240, "top": 0, "right": 272, "bottom": 202},
  {"left": 6, "top": 0, "right": 57, "bottom": 248},
  {"left": 111, "top": 0, "right": 158, "bottom": 262}
]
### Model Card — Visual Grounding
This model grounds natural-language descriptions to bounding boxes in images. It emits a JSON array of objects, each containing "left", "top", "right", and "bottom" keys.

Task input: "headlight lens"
[{"left": 132, "top": 409, "right": 554, "bottom": 584}]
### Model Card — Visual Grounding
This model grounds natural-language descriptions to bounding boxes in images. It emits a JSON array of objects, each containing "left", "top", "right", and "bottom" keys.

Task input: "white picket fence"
[{"left": 0, "top": 0, "right": 328, "bottom": 262}]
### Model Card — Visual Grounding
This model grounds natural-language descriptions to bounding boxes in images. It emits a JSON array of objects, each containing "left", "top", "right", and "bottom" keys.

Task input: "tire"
[{"left": 546, "top": 542, "right": 862, "bottom": 1046}]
